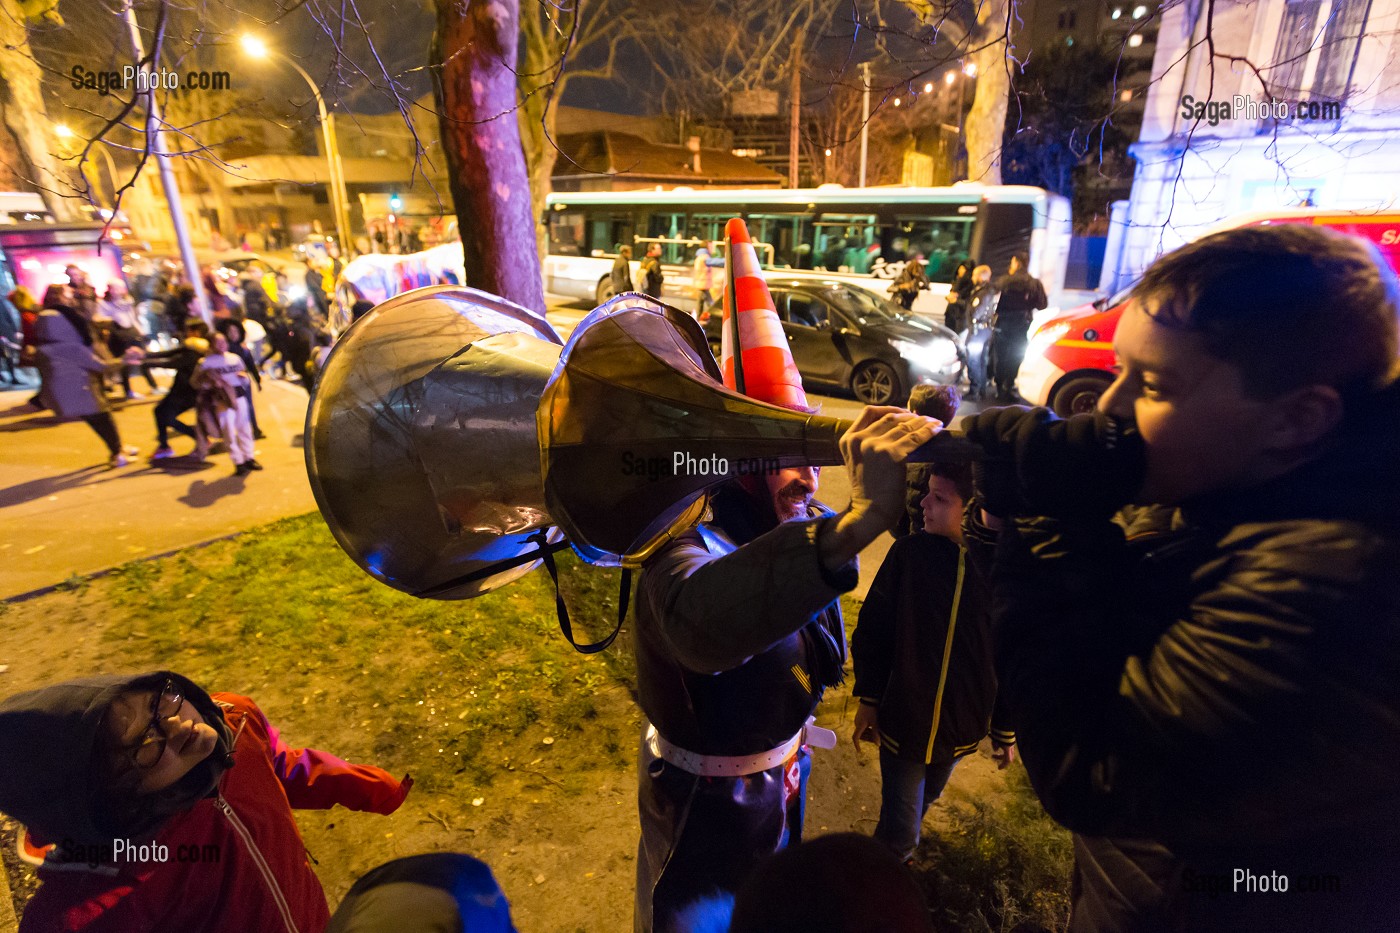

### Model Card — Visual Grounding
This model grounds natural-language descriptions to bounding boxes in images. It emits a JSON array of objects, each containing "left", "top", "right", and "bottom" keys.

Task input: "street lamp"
[{"left": 240, "top": 34, "right": 352, "bottom": 256}]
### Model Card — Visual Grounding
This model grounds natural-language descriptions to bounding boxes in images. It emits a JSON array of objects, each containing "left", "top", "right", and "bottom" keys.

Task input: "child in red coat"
[{"left": 0, "top": 671, "right": 412, "bottom": 933}]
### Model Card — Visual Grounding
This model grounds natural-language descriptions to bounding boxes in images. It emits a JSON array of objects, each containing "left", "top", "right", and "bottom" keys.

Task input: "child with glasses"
[{"left": 0, "top": 671, "right": 412, "bottom": 933}]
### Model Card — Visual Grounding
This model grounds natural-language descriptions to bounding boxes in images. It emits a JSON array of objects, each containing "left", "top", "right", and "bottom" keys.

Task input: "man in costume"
[{"left": 632, "top": 219, "right": 939, "bottom": 932}]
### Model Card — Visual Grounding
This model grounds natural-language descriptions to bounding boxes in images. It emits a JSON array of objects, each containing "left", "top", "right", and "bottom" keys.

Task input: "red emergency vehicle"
[{"left": 1017, "top": 210, "right": 1400, "bottom": 415}]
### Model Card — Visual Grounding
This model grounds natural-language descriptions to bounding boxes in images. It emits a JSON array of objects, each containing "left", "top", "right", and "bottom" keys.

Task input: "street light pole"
[
  {"left": 859, "top": 61, "right": 870, "bottom": 188},
  {"left": 120, "top": 0, "right": 211, "bottom": 327},
  {"left": 242, "top": 38, "right": 351, "bottom": 255}
]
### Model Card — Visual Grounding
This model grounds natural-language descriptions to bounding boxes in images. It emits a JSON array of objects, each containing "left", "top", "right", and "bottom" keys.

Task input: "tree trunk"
[
  {"left": 964, "top": 0, "right": 1010, "bottom": 184},
  {"left": 0, "top": 0, "right": 80, "bottom": 220},
  {"left": 432, "top": 0, "right": 545, "bottom": 313}
]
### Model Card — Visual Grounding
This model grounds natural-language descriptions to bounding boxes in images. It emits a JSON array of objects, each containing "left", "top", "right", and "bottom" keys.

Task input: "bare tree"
[
  {"left": 517, "top": 0, "right": 627, "bottom": 258},
  {"left": 0, "top": 0, "right": 82, "bottom": 218}
]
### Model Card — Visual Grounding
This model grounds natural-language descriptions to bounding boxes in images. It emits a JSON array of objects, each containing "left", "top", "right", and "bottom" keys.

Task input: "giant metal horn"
[
  {"left": 305, "top": 290, "right": 980, "bottom": 595},
  {"left": 306, "top": 285, "right": 565, "bottom": 599},
  {"left": 536, "top": 295, "right": 979, "bottom": 567}
]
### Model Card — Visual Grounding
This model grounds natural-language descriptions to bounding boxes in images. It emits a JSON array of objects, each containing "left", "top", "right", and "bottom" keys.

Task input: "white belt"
[{"left": 645, "top": 716, "right": 838, "bottom": 778}]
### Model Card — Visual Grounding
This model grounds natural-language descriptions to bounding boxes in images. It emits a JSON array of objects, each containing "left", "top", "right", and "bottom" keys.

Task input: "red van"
[{"left": 1017, "top": 211, "right": 1400, "bottom": 415}]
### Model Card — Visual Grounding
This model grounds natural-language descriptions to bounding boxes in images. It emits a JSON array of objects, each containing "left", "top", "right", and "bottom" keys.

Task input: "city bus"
[{"left": 542, "top": 184, "right": 1073, "bottom": 320}]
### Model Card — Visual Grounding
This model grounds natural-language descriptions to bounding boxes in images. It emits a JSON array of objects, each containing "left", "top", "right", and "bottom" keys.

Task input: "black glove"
[{"left": 961, "top": 406, "right": 1146, "bottom": 522}]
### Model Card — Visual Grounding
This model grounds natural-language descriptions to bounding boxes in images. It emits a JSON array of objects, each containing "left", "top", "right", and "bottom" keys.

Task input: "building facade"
[{"left": 1107, "top": 0, "right": 1400, "bottom": 287}]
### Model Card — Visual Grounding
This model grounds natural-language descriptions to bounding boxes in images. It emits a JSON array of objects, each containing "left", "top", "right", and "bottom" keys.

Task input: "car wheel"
[
  {"left": 852, "top": 361, "right": 901, "bottom": 406},
  {"left": 1050, "top": 374, "right": 1113, "bottom": 418},
  {"left": 595, "top": 277, "right": 616, "bottom": 306}
]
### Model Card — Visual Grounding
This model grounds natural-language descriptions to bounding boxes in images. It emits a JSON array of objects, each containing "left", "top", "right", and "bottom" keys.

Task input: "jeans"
[{"left": 874, "top": 748, "right": 957, "bottom": 861}]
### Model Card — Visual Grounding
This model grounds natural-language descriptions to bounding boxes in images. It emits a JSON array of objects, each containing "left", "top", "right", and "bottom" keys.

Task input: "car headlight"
[
  {"left": 890, "top": 338, "right": 960, "bottom": 372},
  {"left": 1025, "top": 321, "right": 1071, "bottom": 361}
]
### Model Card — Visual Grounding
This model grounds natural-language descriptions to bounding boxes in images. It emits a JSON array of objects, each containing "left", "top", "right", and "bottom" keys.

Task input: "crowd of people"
[
  {"left": 1, "top": 222, "right": 1398, "bottom": 932},
  {"left": 8, "top": 256, "right": 341, "bottom": 474}
]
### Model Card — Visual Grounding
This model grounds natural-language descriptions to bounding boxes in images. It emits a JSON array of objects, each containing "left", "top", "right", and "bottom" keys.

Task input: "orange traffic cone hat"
[{"left": 720, "top": 217, "right": 813, "bottom": 412}]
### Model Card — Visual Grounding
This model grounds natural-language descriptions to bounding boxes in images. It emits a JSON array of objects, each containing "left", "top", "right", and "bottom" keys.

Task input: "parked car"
[
  {"left": 214, "top": 251, "right": 286, "bottom": 278},
  {"left": 702, "top": 279, "right": 962, "bottom": 405}
]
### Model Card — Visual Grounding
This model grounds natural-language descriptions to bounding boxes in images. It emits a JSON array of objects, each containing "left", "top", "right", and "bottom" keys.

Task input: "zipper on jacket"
[
  {"left": 924, "top": 548, "right": 966, "bottom": 765},
  {"left": 215, "top": 795, "right": 299, "bottom": 933}
]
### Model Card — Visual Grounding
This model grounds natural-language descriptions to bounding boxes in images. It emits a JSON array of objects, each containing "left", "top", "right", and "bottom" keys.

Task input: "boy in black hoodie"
[{"left": 850, "top": 462, "right": 1015, "bottom": 861}]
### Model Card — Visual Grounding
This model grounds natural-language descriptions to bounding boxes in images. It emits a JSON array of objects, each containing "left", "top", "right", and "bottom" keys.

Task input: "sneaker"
[
  {"left": 125, "top": 391, "right": 145, "bottom": 400},
  {"left": 122, "top": 445, "right": 139, "bottom": 458},
  {"left": 246, "top": 459, "right": 264, "bottom": 471},
  {"left": 150, "top": 445, "right": 175, "bottom": 460},
  {"left": 233, "top": 462, "right": 251, "bottom": 477},
  {"left": 109, "top": 453, "right": 130, "bottom": 468}
]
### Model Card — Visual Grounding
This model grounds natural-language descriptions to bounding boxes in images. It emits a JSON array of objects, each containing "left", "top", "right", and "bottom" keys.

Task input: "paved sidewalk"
[{"left": 0, "top": 378, "right": 319, "bottom": 600}]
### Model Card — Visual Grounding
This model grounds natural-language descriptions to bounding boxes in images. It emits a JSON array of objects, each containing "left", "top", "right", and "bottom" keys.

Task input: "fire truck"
[{"left": 1017, "top": 210, "right": 1400, "bottom": 415}]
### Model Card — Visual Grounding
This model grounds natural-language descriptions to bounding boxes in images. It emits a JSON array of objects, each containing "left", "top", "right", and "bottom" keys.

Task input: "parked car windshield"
[{"left": 823, "top": 284, "right": 935, "bottom": 331}]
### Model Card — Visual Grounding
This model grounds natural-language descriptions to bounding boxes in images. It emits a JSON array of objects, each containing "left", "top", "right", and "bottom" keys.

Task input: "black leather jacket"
[{"left": 984, "top": 381, "right": 1400, "bottom": 930}]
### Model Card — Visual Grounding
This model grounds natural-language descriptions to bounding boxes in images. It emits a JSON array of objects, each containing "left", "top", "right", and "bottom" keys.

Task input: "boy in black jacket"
[{"left": 851, "top": 461, "right": 1015, "bottom": 860}]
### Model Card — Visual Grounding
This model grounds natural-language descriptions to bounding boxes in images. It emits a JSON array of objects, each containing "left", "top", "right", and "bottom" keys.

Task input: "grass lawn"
[{"left": 0, "top": 512, "right": 1070, "bottom": 931}]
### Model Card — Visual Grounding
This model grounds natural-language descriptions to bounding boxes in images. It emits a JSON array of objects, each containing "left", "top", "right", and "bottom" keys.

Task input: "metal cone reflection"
[{"left": 306, "top": 286, "right": 565, "bottom": 599}]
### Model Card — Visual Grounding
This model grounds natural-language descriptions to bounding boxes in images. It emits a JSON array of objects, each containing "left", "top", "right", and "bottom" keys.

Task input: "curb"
[
  {"left": 2, "top": 531, "right": 248, "bottom": 605},
  {"left": 0, "top": 851, "right": 16, "bottom": 933}
]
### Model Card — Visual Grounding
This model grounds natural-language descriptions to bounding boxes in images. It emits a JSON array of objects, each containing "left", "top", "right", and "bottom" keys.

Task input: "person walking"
[
  {"left": 988, "top": 252, "right": 1047, "bottom": 402},
  {"left": 637, "top": 242, "right": 664, "bottom": 299},
  {"left": 33, "top": 285, "right": 137, "bottom": 467},
  {"left": 943, "top": 260, "right": 975, "bottom": 335},
  {"left": 610, "top": 245, "right": 634, "bottom": 298},
  {"left": 101, "top": 282, "right": 158, "bottom": 400},
  {"left": 193, "top": 331, "right": 259, "bottom": 476}
]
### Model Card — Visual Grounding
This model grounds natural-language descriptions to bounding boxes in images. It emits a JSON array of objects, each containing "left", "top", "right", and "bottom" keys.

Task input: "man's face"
[
  {"left": 920, "top": 474, "right": 965, "bottom": 539},
  {"left": 1099, "top": 301, "right": 1277, "bottom": 505},
  {"left": 211, "top": 333, "right": 229, "bottom": 354},
  {"left": 765, "top": 466, "right": 819, "bottom": 522},
  {"left": 648, "top": 244, "right": 660, "bottom": 258},
  {"left": 105, "top": 688, "right": 218, "bottom": 794},
  {"left": 65, "top": 266, "right": 88, "bottom": 287}
]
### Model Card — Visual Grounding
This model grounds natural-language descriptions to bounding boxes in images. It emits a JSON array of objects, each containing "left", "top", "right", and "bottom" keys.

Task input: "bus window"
[
  {"left": 584, "top": 209, "right": 634, "bottom": 257},
  {"left": 644, "top": 211, "right": 688, "bottom": 264},
  {"left": 969, "top": 203, "right": 1033, "bottom": 280},
  {"left": 548, "top": 211, "right": 585, "bottom": 256},
  {"left": 687, "top": 213, "right": 734, "bottom": 249},
  {"left": 877, "top": 216, "right": 975, "bottom": 283},
  {"left": 746, "top": 213, "right": 813, "bottom": 269},
  {"left": 814, "top": 214, "right": 882, "bottom": 273}
]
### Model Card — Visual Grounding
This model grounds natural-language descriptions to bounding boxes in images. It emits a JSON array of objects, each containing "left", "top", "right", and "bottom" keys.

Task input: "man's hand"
[
  {"left": 819, "top": 407, "right": 941, "bottom": 572},
  {"left": 852, "top": 702, "right": 880, "bottom": 752},
  {"left": 991, "top": 742, "right": 1016, "bottom": 770}
]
